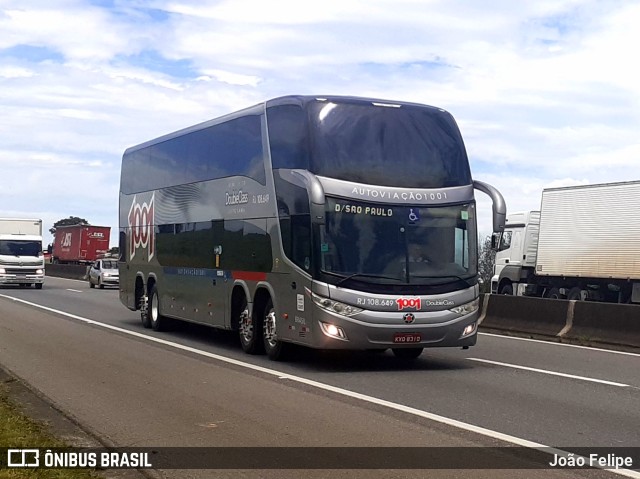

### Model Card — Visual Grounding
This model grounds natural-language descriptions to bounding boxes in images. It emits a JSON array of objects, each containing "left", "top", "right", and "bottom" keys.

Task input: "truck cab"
[
  {"left": 0, "top": 218, "right": 45, "bottom": 289},
  {"left": 491, "top": 211, "right": 539, "bottom": 295}
]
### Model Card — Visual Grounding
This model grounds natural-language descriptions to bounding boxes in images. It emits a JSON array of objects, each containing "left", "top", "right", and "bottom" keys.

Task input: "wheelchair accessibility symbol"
[{"left": 408, "top": 209, "right": 420, "bottom": 223}]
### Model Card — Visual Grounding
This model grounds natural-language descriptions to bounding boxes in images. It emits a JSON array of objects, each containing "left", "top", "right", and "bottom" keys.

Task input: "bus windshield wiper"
[{"left": 328, "top": 271, "right": 404, "bottom": 287}]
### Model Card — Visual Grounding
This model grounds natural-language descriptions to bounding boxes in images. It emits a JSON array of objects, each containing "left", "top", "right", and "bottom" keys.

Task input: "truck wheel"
[
  {"left": 499, "top": 283, "right": 513, "bottom": 295},
  {"left": 263, "top": 298, "right": 288, "bottom": 361},
  {"left": 546, "top": 287, "right": 562, "bottom": 299},
  {"left": 149, "top": 285, "right": 168, "bottom": 332},
  {"left": 35, "top": 284, "right": 43, "bottom": 290},
  {"left": 567, "top": 287, "right": 583, "bottom": 301},
  {"left": 392, "top": 348, "right": 424, "bottom": 359},
  {"left": 239, "top": 300, "right": 264, "bottom": 355}
]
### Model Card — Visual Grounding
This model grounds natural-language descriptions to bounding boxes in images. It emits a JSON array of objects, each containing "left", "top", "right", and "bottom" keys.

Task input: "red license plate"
[{"left": 393, "top": 333, "right": 422, "bottom": 344}]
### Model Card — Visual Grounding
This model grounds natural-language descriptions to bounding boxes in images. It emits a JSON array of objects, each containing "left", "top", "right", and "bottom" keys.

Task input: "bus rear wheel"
[
  {"left": 263, "top": 299, "right": 288, "bottom": 361},
  {"left": 149, "top": 285, "right": 168, "bottom": 332},
  {"left": 239, "top": 300, "right": 263, "bottom": 355}
]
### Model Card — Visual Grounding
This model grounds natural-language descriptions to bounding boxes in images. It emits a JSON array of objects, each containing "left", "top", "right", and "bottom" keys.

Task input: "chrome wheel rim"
[
  {"left": 239, "top": 308, "right": 252, "bottom": 343},
  {"left": 264, "top": 309, "right": 277, "bottom": 348}
]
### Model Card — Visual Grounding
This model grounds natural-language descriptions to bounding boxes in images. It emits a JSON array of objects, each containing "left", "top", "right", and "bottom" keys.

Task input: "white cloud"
[{"left": 1, "top": 0, "right": 640, "bottom": 247}]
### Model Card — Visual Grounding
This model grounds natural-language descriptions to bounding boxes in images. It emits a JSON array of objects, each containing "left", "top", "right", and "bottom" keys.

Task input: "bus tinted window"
[
  {"left": 307, "top": 102, "right": 471, "bottom": 188},
  {"left": 266, "top": 104, "right": 310, "bottom": 170},
  {"left": 121, "top": 115, "right": 265, "bottom": 194}
]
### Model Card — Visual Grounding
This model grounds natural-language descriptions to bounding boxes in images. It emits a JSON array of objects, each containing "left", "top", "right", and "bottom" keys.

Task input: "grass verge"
[{"left": 0, "top": 382, "right": 101, "bottom": 479}]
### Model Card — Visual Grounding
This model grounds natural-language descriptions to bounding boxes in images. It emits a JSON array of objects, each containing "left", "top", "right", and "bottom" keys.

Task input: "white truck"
[
  {"left": 491, "top": 181, "right": 640, "bottom": 304},
  {"left": 0, "top": 218, "right": 45, "bottom": 289}
]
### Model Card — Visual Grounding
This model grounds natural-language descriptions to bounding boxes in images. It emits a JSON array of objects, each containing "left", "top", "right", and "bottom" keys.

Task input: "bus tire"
[
  {"left": 149, "top": 285, "right": 168, "bottom": 331},
  {"left": 263, "top": 298, "right": 288, "bottom": 361},
  {"left": 35, "top": 284, "right": 43, "bottom": 290},
  {"left": 392, "top": 347, "right": 423, "bottom": 359},
  {"left": 239, "top": 300, "right": 264, "bottom": 355},
  {"left": 140, "top": 294, "right": 151, "bottom": 328}
]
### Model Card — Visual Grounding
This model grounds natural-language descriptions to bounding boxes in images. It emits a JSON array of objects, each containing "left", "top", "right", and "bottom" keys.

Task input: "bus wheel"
[
  {"left": 140, "top": 294, "right": 151, "bottom": 329},
  {"left": 392, "top": 348, "right": 423, "bottom": 360},
  {"left": 239, "top": 302, "right": 263, "bottom": 355},
  {"left": 149, "top": 285, "right": 168, "bottom": 332},
  {"left": 263, "top": 299, "right": 288, "bottom": 361}
]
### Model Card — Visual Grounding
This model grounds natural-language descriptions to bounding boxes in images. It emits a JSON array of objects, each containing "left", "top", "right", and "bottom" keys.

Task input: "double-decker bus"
[{"left": 119, "top": 95, "right": 506, "bottom": 360}]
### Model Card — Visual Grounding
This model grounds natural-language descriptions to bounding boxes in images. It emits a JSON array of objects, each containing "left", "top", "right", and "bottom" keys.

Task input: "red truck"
[{"left": 52, "top": 225, "right": 111, "bottom": 264}]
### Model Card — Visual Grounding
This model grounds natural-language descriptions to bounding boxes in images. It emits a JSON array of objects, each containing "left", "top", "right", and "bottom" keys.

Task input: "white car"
[{"left": 88, "top": 259, "right": 119, "bottom": 289}]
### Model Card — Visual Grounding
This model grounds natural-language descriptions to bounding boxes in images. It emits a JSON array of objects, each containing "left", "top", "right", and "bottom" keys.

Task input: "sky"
[{"left": 2, "top": 0, "right": 640, "bottom": 248}]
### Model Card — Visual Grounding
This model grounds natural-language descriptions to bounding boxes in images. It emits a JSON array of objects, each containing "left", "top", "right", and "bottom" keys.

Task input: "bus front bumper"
[{"left": 310, "top": 308, "right": 479, "bottom": 350}]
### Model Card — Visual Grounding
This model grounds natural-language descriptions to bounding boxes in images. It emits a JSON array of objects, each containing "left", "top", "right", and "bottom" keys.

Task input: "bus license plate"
[{"left": 393, "top": 333, "right": 421, "bottom": 344}]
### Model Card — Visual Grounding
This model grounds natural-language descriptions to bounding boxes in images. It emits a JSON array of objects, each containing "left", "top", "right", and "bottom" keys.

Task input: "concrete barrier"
[
  {"left": 479, "top": 294, "right": 640, "bottom": 350},
  {"left": 480, "top": 294, "right": 569, "bottom": 337},
  {"left": 567, "top": 301, "right": 640, "bottom": 348},
  {"left": 45, "top": 264, "right": 90, "bottom": 280}
]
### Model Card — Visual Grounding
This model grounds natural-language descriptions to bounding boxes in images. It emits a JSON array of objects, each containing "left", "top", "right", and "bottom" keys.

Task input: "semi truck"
[
  {"left": 52, "top": 225, "right": 111, "bottom": 264},
  {"left": 0, "top": 218, "right": 45, "bottom": 289},
  {"left": 491, "top": 180, "right": 640, "bottom": 304}
]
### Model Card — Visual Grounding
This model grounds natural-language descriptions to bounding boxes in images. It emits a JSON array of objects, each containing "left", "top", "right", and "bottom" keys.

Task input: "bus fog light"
[
  {"left": 461, "top": 322, "right": 477, "bottom": 338},
  {"left": 320, "top": 322, "right": 348, "bottom": 340}
]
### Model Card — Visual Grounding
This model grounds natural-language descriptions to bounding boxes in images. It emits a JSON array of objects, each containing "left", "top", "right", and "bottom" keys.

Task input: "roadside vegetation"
[{"left": 0, "top": 383, "right": 100, "bottom": 479}]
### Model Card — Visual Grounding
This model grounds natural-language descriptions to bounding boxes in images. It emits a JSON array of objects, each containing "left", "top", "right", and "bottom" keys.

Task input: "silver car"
[{"left": 88, "top": 259, "right": 119, "bottom": 289}]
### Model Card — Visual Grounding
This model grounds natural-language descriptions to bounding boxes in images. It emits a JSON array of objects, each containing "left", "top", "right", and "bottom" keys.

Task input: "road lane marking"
[
  {"left": 1, "top": 293, "right": 638, "bottom": 479},
  {"left": 467, "top": 358, "right": 630, "bottom": 388},
  {"left": 66, "top": 289, "right": 83, "bottom": 293},
  {"left": 479, "top": 332, "right": 640, "bottom": 357}
]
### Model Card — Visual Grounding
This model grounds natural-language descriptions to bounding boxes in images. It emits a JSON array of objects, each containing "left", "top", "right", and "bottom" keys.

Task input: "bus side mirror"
[{"left": 473, "top": 180, "right": 506, "bottom": 233}]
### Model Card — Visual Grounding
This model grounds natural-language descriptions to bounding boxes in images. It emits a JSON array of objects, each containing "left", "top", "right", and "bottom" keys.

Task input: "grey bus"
[{"left": 119, "top": 95, "right": 506, "bottom": 360}]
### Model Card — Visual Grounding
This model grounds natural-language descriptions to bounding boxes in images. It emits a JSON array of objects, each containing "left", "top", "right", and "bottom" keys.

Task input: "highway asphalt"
[{"left": 0, "top": 276, "right": 638, "bottom": 479}]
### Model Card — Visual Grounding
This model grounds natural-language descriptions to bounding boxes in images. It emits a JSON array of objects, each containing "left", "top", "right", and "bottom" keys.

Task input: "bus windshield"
[
  {"left": 318, "top": 198, "right": 477, "bottom": 288},
  {"left": 308, "top": 101, "right": 471, "bottom": 188}
]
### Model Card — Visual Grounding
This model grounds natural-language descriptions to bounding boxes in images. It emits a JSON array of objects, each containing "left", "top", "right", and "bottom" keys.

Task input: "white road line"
[
  {"left": 65, "top": 289, "right": 83, "bottom": 293},
  {"left": 467, "top": 358, "right": 630, "bottom": 387},
  {"left": 479, "top": 332, "right": 640, "bottom": 357},
  {"left": 45, "top": 276, "right": 87, "bottom": 283},
  {"left": 1, "top": 293, "right": 638, "bottom": 479}
]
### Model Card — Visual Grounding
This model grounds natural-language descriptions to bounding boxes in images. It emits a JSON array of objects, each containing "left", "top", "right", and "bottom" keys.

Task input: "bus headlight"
[
  {"left": 36, "top": 269, "right": 44, "bottom": 275},
  {"left": 0, "top": 268, "right": 5, "bottom": 274},
  {"left": 310, "top": 291, "right": 363, "bottom": 317},
  {"left": 449, "top": 298, "right": 480, "bottom": 316}
]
